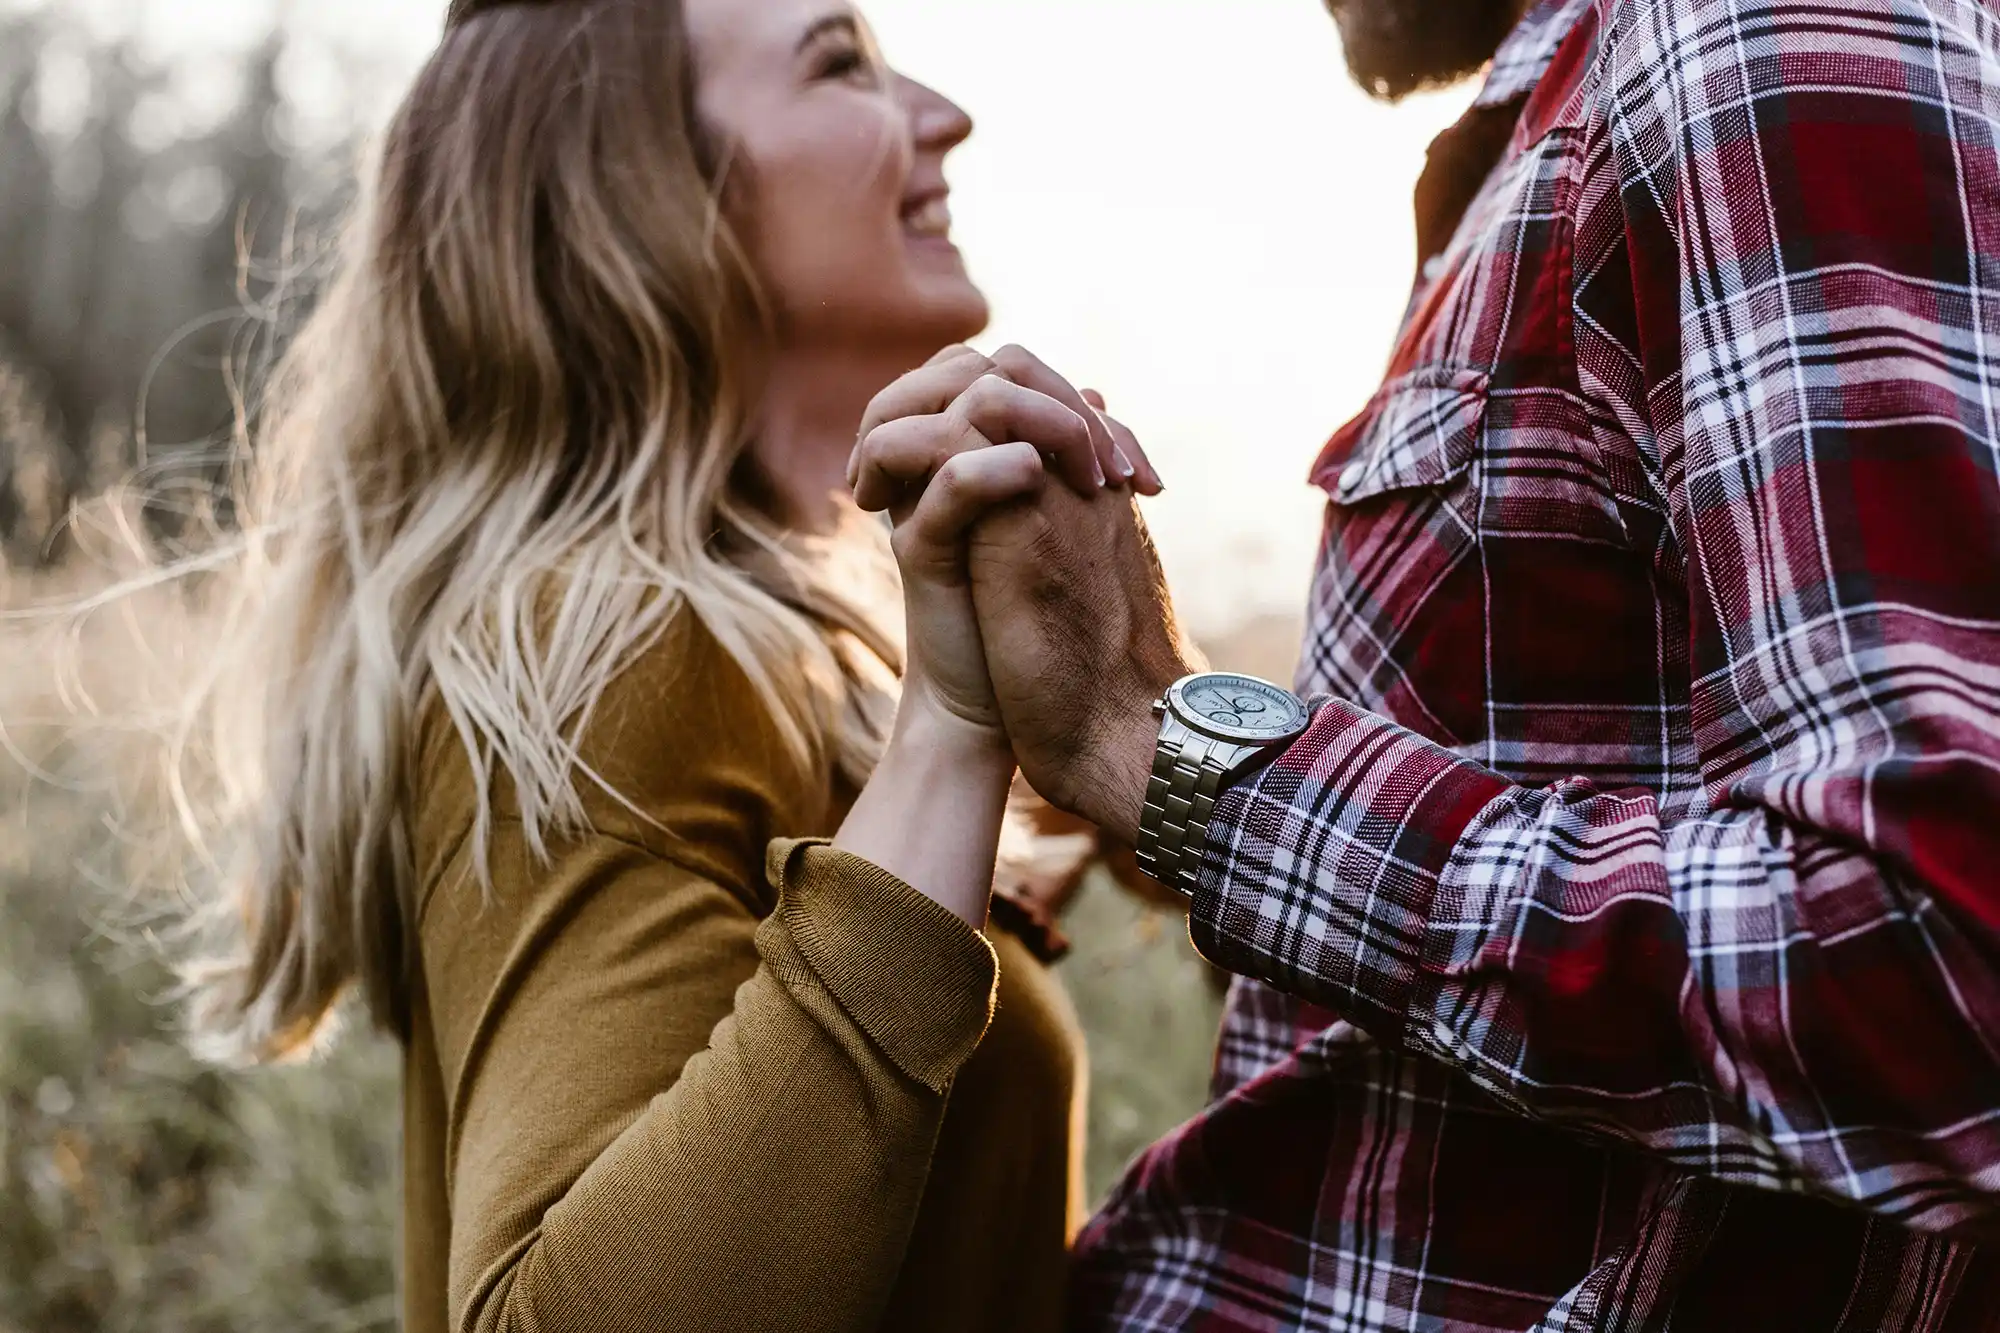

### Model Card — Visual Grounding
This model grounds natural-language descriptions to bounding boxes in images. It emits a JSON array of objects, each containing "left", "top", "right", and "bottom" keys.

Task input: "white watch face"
[{"left": 1169, "top": 673, "right": 1311, "bottom": 744}]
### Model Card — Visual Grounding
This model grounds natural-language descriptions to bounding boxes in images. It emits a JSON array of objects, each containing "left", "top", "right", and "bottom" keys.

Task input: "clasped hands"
[{"left": 847, "top": 345, "right": 1206, "bottom": 847}]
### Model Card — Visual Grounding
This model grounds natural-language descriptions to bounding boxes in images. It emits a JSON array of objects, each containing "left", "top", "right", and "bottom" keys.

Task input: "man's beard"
[{"left": 1326, "top": 0, "right": 1525, "bottom": 101}]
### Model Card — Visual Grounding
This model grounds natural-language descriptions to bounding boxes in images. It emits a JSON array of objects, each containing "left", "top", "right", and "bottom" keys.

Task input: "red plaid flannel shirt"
[{"left": 1070, "top": 0, "right": 2000, "bottom": 1327}]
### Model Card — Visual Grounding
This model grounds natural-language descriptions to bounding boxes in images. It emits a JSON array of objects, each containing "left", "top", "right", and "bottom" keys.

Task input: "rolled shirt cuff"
[{"left": 1188, "top": 699, "right": 1511, "bottom": 1038}]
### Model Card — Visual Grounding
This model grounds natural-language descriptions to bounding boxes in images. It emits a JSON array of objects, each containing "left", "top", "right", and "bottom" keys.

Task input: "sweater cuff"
[
  {"left": 764, "top": 838, "right": 999, "bottom": 1094},
  {"left": 1188, "top": 700, "right": 1510, "bottom": 1038}
]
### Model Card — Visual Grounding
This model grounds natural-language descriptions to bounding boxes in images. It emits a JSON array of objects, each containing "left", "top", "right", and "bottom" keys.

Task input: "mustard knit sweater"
[{"left": 398, "top": 611, "right": 1085, "bottom": 1333}]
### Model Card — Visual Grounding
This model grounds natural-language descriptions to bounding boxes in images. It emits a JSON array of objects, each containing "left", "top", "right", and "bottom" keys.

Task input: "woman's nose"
[{"left": 901, "top": 76, "right": 974, "bottom": 155}]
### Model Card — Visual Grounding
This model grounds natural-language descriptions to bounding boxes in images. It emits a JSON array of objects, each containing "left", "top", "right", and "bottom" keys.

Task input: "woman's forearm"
[{"left": 835, "top": 699, "right": 1017, "bottom": 927}]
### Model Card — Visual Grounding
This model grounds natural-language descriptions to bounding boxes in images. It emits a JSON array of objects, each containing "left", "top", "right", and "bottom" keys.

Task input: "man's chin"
[{"left": 1327, "top": 0, "right": 1525, "bottom": 102}]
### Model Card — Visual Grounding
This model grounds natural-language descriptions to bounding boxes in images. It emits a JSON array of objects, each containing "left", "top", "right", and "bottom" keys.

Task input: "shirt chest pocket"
[
  {"left": 1307, "top": 368, "right": 1489, "bottom": 746},
  {"left": 1320, "top": 368, "right": 1485, "bottom": 506}
]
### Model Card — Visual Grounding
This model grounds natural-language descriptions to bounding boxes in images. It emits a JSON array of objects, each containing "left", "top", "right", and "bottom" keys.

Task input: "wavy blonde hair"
[{"left": 131, "top": 0, "right": 904, "bottom": 1063}]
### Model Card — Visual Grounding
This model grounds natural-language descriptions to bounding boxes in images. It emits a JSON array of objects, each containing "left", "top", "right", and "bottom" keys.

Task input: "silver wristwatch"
[{"left": 1134, "top": 672, "right": 1314, "bottom": 896}]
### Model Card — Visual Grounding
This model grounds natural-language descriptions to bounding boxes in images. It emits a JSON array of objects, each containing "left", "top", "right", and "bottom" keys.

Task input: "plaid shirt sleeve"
[{"left": 1192, "top": 0, "right": 2000, "bottom": 1237}]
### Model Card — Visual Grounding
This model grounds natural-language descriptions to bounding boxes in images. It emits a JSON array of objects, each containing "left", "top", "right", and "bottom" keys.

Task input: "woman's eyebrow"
[{"left": 795, "top": 12, "right": 859, "bottom": 53}]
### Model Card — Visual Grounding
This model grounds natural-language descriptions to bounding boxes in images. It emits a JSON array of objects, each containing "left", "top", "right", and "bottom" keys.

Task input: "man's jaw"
[{"left": 1324, "top": 0, "right": 1527, "bottom": 102}]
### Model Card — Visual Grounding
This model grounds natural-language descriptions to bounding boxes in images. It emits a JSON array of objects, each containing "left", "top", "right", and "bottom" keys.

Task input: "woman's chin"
[
  {"left": 810, "top": 274, "right": 989, "bottom": 359},
  {"left": 910, "top": 280, "right": 991, "bottom": 348}
]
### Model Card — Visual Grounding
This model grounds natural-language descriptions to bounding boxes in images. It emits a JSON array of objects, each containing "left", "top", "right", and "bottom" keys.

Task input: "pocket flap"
[{"left": 1311, "top": 368, "right": 1487, "bottom": 503}]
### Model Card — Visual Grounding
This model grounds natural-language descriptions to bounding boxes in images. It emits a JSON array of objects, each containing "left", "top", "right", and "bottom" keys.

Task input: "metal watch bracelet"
[{"left": 1133, "top": 733, "right": 1231, "bottom": 896}]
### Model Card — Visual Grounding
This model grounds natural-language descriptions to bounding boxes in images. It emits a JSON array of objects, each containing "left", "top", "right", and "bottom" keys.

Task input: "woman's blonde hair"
[{"left": 131, "top": 0, "right": 902, "bottom": 1063}]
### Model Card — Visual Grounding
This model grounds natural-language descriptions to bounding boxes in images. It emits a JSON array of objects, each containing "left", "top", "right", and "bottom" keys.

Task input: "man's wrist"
[
  {"left": 1075, "top": 641, "right": 1210, "bottom": 845},
  {"left": 1079, "top": 692, "right": 1165, "bottom": 846}
]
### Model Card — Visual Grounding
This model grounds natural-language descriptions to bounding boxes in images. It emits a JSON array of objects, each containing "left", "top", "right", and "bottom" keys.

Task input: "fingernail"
[{"left": 1112, "top": 445, "right": 1138, "bottom": 480}]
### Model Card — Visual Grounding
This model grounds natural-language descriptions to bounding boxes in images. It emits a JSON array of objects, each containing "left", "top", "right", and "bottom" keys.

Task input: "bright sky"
[
  {"left": 28, "top": 0, "right": 1477, "bottom": 635},
  {"left": 862, "top": 3, "right": 1474, "bottom": 634}
]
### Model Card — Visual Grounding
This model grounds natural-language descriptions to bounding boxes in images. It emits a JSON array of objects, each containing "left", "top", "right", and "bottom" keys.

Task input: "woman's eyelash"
[{"left": 818, "top": 47, "right": 870, "bottom": 80}]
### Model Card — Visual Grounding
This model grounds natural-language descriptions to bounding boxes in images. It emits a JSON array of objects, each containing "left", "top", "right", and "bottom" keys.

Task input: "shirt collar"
[{"left": 1472, "top": 0, "right": 1594, "bottom": 108}]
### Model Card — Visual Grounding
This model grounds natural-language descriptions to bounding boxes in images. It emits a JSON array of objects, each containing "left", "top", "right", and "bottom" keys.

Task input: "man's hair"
[{"left": 1327, "top": 0, "right": 1524, "bottom": 101}]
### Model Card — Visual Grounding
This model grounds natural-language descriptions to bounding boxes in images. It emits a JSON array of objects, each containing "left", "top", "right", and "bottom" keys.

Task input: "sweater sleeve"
[{"left": 419, "top": 827, "right": 998, "bottom": 1333}]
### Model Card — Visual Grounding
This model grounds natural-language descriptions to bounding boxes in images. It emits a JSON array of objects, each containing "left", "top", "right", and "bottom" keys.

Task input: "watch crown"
[{"left": 1152, "top": 698, "right": 1167, "bottom": 715}]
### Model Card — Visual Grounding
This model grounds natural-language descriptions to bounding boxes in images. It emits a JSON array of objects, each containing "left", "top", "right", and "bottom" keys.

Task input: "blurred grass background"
[
  {"left": 0, "top": 593, "right": 405, "bottom": 1333},
  {"left": 0, "top": 1, "right": 1300, "bottom": 1325}
]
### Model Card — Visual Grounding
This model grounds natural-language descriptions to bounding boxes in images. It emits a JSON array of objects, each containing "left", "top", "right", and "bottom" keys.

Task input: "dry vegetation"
[{"left": 0, "top": 558, "right": 401, "bottom": 1333}]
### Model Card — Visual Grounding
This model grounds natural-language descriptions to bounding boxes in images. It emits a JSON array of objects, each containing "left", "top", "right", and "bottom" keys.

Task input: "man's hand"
[{"left": 968, "top": 395, "right": 1204, "bottom": 843}]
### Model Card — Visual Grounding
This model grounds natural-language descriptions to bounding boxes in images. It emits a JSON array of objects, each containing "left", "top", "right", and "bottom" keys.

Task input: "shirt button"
[{"left": 1338, "top": 463, "right": 1365, "bottom": 496}]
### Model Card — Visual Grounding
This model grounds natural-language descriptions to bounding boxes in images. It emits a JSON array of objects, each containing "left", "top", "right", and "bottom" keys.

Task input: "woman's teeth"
[{"left": 904, "top": 197, "right": 952, "bottom": 238}]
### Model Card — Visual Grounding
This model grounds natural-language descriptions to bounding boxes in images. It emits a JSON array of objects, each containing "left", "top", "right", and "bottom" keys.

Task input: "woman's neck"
[{"left": 753, "top": 345, "right": 921, "bottom": 537}]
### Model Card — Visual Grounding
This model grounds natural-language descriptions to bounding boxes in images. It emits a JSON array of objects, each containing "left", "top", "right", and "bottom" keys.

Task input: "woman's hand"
[{"left": 849, "top": 345, "right": 1162, "bottom": 745}]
